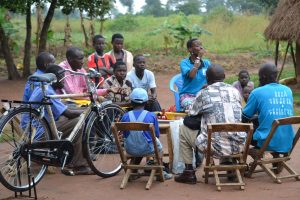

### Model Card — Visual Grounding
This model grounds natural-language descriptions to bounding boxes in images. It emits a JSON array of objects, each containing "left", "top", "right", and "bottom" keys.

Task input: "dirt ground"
[{"left": 0, "top": 73, "right": 300, "bottom": 200}]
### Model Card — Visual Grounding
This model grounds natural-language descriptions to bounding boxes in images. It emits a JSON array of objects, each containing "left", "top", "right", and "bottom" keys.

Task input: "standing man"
[
  {"left": 127, "top": 54, "right": 161, "bottom": 112},
  {"left": 175, "top": 64, "right": 246, "bottom": 184},
  {"left": 107, "top": 33, "right": 133, "bottom": 72},
  {"left": 242, "top": 63, "right": 294, "bottom": 171}
]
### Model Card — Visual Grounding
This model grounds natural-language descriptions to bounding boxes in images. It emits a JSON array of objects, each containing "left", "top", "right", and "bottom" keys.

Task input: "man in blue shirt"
[
  {"left": 23, "top": 52, "right": 55, "bottom": 102},
  {"left": 242, "top": 63, "right": 294, "bottom": 153},
  {"left": 179, "top": 38, "right": 211, "bottom": 111},
  {"left": 29, "top": 64, "right": 93, "bottom": 176}
]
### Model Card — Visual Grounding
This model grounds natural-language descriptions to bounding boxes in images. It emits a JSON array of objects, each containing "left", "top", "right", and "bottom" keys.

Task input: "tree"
[
  {"left": 204, "top": 0, "right": 225, "bottom": 13},
  {"left": 141, "top": 0, "right": 165, "bottom": 17},
  {"left": 176, "top": 0, "right": 202, "bottom": 15},
  {"left": 119, "top": 0, "right": 134, "bottom": 13}
]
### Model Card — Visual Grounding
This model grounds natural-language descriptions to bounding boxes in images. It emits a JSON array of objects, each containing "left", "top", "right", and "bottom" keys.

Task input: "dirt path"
[{"left": 0, "top": 74, "right": 300, "bottom": 200}]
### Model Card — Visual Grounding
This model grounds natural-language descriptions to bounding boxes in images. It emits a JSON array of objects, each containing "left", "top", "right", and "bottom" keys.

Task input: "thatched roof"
[{"left": 264, "top": 0, "right": 300, "bottom": 43}]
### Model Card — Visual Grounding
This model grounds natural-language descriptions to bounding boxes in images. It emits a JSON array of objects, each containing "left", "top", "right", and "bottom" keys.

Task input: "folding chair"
[
  {"left": 245, "top": 116, "right": 300, "bottom": 184},
  {"left": 169, "top": 74, "right": 183, "bottom": 112},
  {"left": 204, "top": 123, "right": 253, "bottom": 191},
  {"left": 111, "top": 122, "right": 164, "bottom": 190}
]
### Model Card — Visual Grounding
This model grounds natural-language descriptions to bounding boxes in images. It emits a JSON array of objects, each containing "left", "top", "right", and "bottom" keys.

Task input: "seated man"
[
  {"left": 121, "top": 88, "right": 172, "bottom": 180},
  {"left": 174, "top": 64, "right": 246, "bottom": 184},
  {"left": 103, "top": 61, "right": 132, "bottom": 106},
  {"left": 29, "top": 64, "right": 93, "bottom": 175},
  {"left": 242, "top": 63, "right": 294, "bottom": 172},
  {"left": 127, "top": 54, "right": 161, "bottom": 112},
  {"left": 23, "top": 52, "right": 55, "bottom": 101},
  {"left": 58, "top": 46, "right": 116, "bottom": 98}
]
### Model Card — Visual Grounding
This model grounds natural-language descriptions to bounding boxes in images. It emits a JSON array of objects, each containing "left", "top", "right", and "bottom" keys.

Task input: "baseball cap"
[{"left": 130, "top": 88, "right": 148, "bottom": 103}]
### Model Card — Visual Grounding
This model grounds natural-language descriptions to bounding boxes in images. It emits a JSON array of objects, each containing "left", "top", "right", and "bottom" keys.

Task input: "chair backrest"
[
  {"left": 258, "top": 116, "right": 300, "bottom": 156},
  {"left": 111, "top": 122, "right": 161, "bottom": 165},
  {"left": 169, "top": 74, "right": 183, "bottom": 112},
  {"left": 206, "top": 123, "right": 254, "bottom": 165}
]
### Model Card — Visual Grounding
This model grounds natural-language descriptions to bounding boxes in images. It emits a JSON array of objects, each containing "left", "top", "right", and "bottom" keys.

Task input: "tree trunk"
[
  {"left": 80, "top": 11, "right": 89, "bottom": 48},
  {"left": 89, "top": 18, "right": 95, "bottom": 45},
  {"left": 23, "top": 0, "right": 32, "bottom": 78},
  {"left": 35, "top": 2, "right": 43, "bottom": 55},
  {"left": 38, "top": 0, "right": 57, "bottom": 53},
  {"left": 0, "top": 24, "right": 20, "bottom": 80},
  {"left": 296, "top": 42, "right": 300, "bottom": 83},
  {"left": 64, "top": 15, "right": 72, "bottom": 47},
  {"left": 99, "top": 19, "right": 104, "bottom": 34}
]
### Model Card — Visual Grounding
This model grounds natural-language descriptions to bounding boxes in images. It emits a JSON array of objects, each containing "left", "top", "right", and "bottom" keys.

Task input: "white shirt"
[{"left": 127, "top": 69, "right": 156, "bottom": 92}]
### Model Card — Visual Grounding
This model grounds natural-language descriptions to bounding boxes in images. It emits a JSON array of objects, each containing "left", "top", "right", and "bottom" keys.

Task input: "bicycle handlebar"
[{"left": 63, "top": 68, "right": 102, "bottom": 79}]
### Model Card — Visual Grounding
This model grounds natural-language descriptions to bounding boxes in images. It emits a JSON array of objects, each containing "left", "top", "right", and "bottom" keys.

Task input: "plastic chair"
[{"left": 169, "top": 74, "right": 183, "bottom": 112}]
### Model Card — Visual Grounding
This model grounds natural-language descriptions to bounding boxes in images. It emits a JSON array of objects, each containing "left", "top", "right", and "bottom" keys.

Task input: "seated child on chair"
[{"left": 120, "top": 88, "right": 172, "bottom": 179}]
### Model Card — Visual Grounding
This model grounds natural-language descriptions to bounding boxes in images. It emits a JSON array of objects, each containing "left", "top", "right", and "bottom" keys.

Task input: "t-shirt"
[
  {"left": 107, "top": 49, "right": 133, "bottom": 72},
  {"left": 242, "top": 83, "right": 294, "bottom": 152},
  {"left": 103, "top": 75, "right": 132, "bottom": 103},
  {"left": 121, "top": 109, "right": 160, "bottom": 143},
  {"left": 232, "top": 80, "right": 254, "bottom": 97},
  {"left": 29, "top": 85, "right": 67, "bottom": 121},
  {"left": 87, "top": 52, "right": 114, "bottom": 71},
  {"left": 180, "top": 58, "right": 211, "bottom": 96},
  {"left": 23, "top": 69, "right": 44, "bottom": 102},
  {"left": 127, "top": 69, "right": 156, "bottom": 92}
]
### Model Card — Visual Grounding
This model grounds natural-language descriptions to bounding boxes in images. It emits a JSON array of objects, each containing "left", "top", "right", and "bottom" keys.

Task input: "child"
[
  {"left": 103, "top": 61, "right": 132, "bottom": 106},
  {"left": 120, "top": 88, "right": 172, "bottom": 180},
  {"left": 87, "top": 35, "right": 114, "bottom": 84},
  {"left": 23, "top": 52, "right": 55, "bottom": 102},
  {"left": 232, "top": 69, "right": 254, "bottom": 98},
  {"left": 242, "top": 86, "right": 253, "bottom": 103}
]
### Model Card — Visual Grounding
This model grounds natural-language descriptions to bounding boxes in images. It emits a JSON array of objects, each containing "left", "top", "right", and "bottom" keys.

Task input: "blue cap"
[{"left": 130, "top": 88, "right": 148, "bottom": 103}]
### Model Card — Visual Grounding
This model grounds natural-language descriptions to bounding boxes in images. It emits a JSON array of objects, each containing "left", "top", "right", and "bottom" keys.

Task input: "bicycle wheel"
[
  {"left": 83, "top": 104, "right": 125, "bottom": 177},
  {"left": 0, "top": 106, "right": 51, "bottom": 192}
]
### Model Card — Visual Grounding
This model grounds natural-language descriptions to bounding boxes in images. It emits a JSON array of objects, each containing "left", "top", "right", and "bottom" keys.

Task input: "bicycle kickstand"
[{"left": 61, "top": 151, "right": 69, "bottom": 171}]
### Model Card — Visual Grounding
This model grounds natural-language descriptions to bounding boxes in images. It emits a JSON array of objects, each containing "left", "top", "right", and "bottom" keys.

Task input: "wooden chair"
[
  {"left": 204, "top": 123, "right": 253, "bottom": 191},
  {"left": 111, "top": 122, "right": 164, "bottom": 190},
  {"left": 245, "top": 116, "right": 300, "bottom": 184}
]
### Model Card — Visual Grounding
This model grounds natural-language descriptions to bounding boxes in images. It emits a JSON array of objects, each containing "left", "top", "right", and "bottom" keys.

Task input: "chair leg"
[
  {"left": 260, "top": 164, "right": 282, "bottom": 184},
  {"left": 213, "top": 169, "right": 221, "bottom": 191},
  {"left": 245, "top": 161, "right": 257, "bottom": 178},
  {"left": 120, "top": 169, "right": 131, "bottom": 189},
  {"left": 235, "top": 169, "right": 245, "bottom": 190},
  {"left": 282, "top": 162, "right": 300, "bottom": 181},
  {"left": 204, "top": 169, "right": 209, "bottom": 184},
  {"left": 145, "top": 169, "right": 156, "bottom": 190}
]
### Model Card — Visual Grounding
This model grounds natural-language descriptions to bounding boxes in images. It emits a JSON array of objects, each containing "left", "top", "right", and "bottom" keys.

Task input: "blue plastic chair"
[{"left": 169, "top": 74, "right": 183, "bottom": 112}]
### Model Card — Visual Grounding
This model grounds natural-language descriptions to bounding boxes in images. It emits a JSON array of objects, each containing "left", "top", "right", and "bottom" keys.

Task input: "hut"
[{"left": 264, "top": 0, "right": 300, "bottom": 84}]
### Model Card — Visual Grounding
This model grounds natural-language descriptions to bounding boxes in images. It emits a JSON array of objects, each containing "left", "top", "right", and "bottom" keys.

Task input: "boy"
[
  {"left": 232, "top": 69, "right": 254, "bottom": 98},
  {"left": 107, "top": 33, "right": 133, "bottom": 72},
  {"left": 127, "top": 54, "right": 161, "bottom": 112},
  {"left": 29, "top": 64, "right": 93, "bottom": 176},
  {"left": 103, "top": 61, "right": 132, "bottom": 106},
  {"left": 121, "top": 88, "right": 172, "bottom": 180},
  {"left": 87, "top": 35, "right": 114, "bottom": 83},
  {"left": 23, "top": 52, "right": 55, "bottom": 102}
]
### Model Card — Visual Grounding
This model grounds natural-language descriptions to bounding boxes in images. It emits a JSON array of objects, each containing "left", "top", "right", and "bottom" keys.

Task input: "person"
[
  {"left": 174, "top": 64, "right": 246, "bottom": 184},
  {"left": 232, "top": 69, "right": 254, "bottom": 99},
  {"left": 107, "top": 33, "right": 133, "bottom": 72},
  {"left": 29, "top": 64, "right": 93, "bottom": 175},
  {"left": 127, "top": 54, "right": 161, "bottom": 112},
  {"left": 87, "top": 34, "right": 114, "bottom": 85},
  {"left": 242, "top": 86, "right": 253, "bottom": 104},
  {"left": 58, "top": 47, "right": 115, "bottom": 98},
  {"left": 103, "top": 60, "right": 132, "bottom": 106},
  {"left": 23, "top": 52, "right": 55, "bottom": 102},
  {"left": 242, "top": 63, "right": 294, "bottom": 154},
  {"left": 179, "top": 38, "right": 211, "bottom": 111},
  {"left": 120, "top": 88, "right": 172, "bottom": 180}
]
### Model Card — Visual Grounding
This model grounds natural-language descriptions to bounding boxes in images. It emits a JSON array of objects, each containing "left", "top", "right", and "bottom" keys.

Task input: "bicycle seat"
[{"left": 28, "top": 73, "right": 57, "bottom": 83}]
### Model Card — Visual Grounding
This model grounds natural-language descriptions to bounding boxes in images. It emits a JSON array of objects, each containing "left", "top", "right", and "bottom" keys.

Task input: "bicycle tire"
[
  {"left": 0, "top": 106, "right": 51, "bottom": 192},
  {"left": 83, "top": 104, "right": 125, "bottom": 178}
]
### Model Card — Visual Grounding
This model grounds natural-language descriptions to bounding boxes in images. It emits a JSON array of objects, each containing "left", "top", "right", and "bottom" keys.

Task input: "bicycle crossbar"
[{"left": 1, "top": 99, "right": 52, "bottom": 106}]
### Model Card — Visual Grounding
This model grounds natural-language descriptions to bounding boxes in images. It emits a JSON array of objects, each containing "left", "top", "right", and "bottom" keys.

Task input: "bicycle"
[{"left": 0, "top": 68, "right": 125, "bottom": 192}]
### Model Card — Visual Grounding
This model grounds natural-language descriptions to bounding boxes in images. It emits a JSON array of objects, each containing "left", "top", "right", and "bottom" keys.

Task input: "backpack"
[{"left": 124, "top": 110, "right": 154, "bottom": 156}]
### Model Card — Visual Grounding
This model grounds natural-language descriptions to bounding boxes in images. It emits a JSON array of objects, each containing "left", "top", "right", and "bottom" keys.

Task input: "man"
[
  {"left": 242, "top": 63, "right": 294, "bottom": 154},
  {"left": 29, "top": 64, "right": 93, "bottom": 175},
  {"left": 175, "top": 64, "right": 246, "bottom": 184},
  {"left": 23, "top": 52, "right": 55, "bottom": 102},
  {"left": 107, "top": 33, "right": 133, "bottom": 72},
  {"left": 179, "top": 38, "right": 211, "bottom": 111},
  {"left": 127, "top": 54, "right": 161, "bottom": 112}
]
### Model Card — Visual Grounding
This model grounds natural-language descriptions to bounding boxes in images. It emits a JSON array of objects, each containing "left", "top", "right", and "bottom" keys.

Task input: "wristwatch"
[{"left": 195, "top": 59, "right": 200, "bottom": 64}]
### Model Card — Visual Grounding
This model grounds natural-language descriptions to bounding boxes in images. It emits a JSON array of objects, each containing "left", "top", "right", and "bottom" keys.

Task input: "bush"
[
  {"left": 106, "top": 14, "right": 139, "bottom": 32},
  {"left": 202, "top": 6, "right": 234, "bottom": 24}
]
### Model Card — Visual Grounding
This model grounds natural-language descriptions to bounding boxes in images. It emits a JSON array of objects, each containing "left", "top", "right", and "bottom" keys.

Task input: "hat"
[{"left": 130, "top": 88, "right": 148, "bottom": 103}]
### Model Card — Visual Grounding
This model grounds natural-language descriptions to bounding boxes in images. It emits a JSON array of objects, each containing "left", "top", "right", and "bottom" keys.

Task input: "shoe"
[
  {"left": 174, "top": 170, "right": 197, "bottom": 184},
  {"left": 272, "top": 162, "right": 284, "bottom": 174},
  {"left": 156, "top": 171, "right": 173, "bottom": 181},
  {"left": 62, "top": 166, "right": 94, "bottom": 176}
]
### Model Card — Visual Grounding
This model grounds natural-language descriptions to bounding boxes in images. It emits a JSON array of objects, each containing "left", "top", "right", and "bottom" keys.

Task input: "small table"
[{"left": 159, "top": 123, "right": 174, "bottom": 172}]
